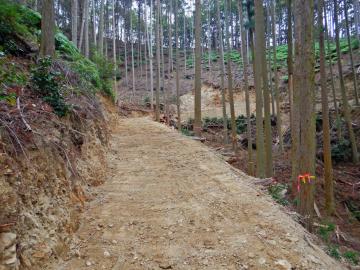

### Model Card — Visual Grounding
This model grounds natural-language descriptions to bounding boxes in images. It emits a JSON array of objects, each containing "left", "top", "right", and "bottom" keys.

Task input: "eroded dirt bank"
[{"left": 46, "top": 117, "right": 344, "bottom": 270}]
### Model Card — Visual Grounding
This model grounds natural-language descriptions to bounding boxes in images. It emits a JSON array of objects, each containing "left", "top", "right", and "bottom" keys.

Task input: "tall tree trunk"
[
  {"left": 239, "top": 0, "right": 254, "bottom": 176},
  {"left": 148, "top": 0, "right": 154, "bottom": 110},
  {"left": 288, "top": 0, "right": 298, "bottom": 196},
  {"left": 193, "top": 0, "right": 202, "bottom": 136},
  {"left": 255, "top": 0, "right": 272, "bottom": 177},
  {"left": 131, "top": 4, "right": 136, "bottom": 100},
  {"left": 215, "top": 0, "right": 228, "bottom": 144},
  {"left": 334, "top": 0, "right": 359, "bottom": 164},
  {"left": 92, "top": 0, "right": 97, "bottom": 47},
  {"left": 40, "top": 0, "right": 55, "bottom": 57},
  {"left": 254, "top": 0, "right": 266, "bottom": 178},
  {"left": 71, "top": 0, "right": 78, "bottom": 48},
  {"left": 175, "top": 0, "right": 181, "bottom": 129},
  {"left": 78, "top": 2, "right": 86, "bottom": 51},
  {"left": 144, "top": 3, "right": 148, "bottom": 96},
  {"left": 183, "top": 13, "right": 187, "bottom": 75},
  {"left": 161, "top": 12, "right": 168, "bottom": 123},
  {"left": 112, "top": 0, "right": 117, "bottom": 103},
  {"left": 207, "top": 0, "right": 211, "bottom": 82},
  {"left": 124, "top": 31, "right": 129, "bottom": 87},
  {"left": 324, "top": 5, "right": 342, "bottom": 140},
  {"left": 344, "top": 0, "right": 359, "bottom": 106},
  {"left": 84, "top": 0, "right": 89, "bottom": 58},
  {"left": 354, "top": 0, "right": 360, "bottom": 40},
  {"left": 318, "top": 0, "right": 335, "bottom": 216},
  {"left": 98, "top": 0, "right": 104, "bottom": 54},
  {"left": 155, "top": 0, "right": 161, "bottom": 121},
  {"left": 225, "top": 0, "right": 237, "bottom": 150},
  {"left": 168, "top": 1, "right": 173, "bottom": 73},
  {"left": 266, "top": 3, "right": 275, "bottom": 116},
  {"left": 271, "top": 0, "right": 283, "bottom": 152},
  {"left": 294, "top": 0, "right": 316, "bottom": 232}
]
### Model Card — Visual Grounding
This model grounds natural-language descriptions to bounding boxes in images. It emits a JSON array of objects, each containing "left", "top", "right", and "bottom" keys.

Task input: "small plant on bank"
[
  {"left": 268, "top": 183, "right": 289, "bottom": 206},
  {"left": 31, "top": 56, "right": 69, "bottom": 117},
  {"left": 328, "top": 245, "right": 341, "bottom": 260},
  {"left": 343, "top": 250, "right": 359, "bottom": 265},
  {"left": 318, "top": 221, "right": 336, "bottom": 242}
]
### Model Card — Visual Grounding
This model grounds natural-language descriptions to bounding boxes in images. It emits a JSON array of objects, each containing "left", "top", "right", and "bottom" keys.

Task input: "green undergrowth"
[
  {"left": 198, "top": 37, "right": 359, "bottom": 73},
  {"left": 0, "top": 0, "right": 40, "bottom": 55},
  {"left": 0, "top": 0, "right": 116, "bottom": 115}
]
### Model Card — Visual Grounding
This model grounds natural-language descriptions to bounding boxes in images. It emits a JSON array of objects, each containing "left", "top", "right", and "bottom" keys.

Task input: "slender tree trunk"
[
  {"left": 294, "top": 0, "right": 316, "bottom": 232},
  {"left": 169, "top": 0, "right": 173, "bottom": 73},
  {"left": 71, "top": 0, "right": 78, "bottom": 48},
  {"left": 287, "top": 0, "right": 294, "bottom": 125},
  {"left": 112, "top": 0, "right": 117, "bottom": 103},
  {"left": 92, "top": 0, "right": 96, "bottom": 47},
  {"left": 98, "top": 0, "right": 104, "bottom": 54},
  {"left": 144, "top": 3, "right": 148, "bottom": 95},
  {"left": 84, "top": 0, "right": 89, "bottom": 58},
  {"left": 254, "top": 0, "right": 266, "bottom": 178},
  {"left": 324, "top": 5, "right": 342, "bottom": 139},
  {"left": 184, "top": 14, "right": 187, "bottom": 75},
  {"left": 155, "top": 0, "right": 161, "bottom": 121},
  {"left": 131, "top": 4, "right": 136, "bottom": 100},
  {"left": 40, "top": 0, "right": 55, "bottom": 57},
  {"left": 344, "top": 0, "right": 359, "bottom": 106},
  {"left": 175, "top": 0, "right": 181, "bottom": 129},
  {"left": 78, "top": 2, "right": 86, "bottom": 51},
  {"left": 104, "top": 0, "right": 108, "bottom": 57},
  {"left": 354, "top": 0, "right": 360, "bottom": 40},
  {"left": 239, "top": 1, "right": 254, "bottom": 176},
  {"left": 225, "top": 0, "right": 237, "bottom": 150},
  {"left": 334, "top": 0, "right": 359, "bottom": 164},
  {"left": 271, "top": 0, "right": 283, "bottom": 152},
  {"left": 148, "top": 0, "right": 154, "bottom": 110},
  {"left": 288, "top": 0, "right": 298, "bottom": 196},
  {"left": 161, "top": 12, "right": 168, "bottom": 122},
  {"left": 318, "top": 0, "right": 335, "bottom": 216},
  {"left": 207, "top": 0, "right": 211, "bottom": 82},
  {"left": 255, "top": 0, "right": 272, "bottom": 177},
  {"left": 215, "top": 0, "right": 228, "bottom": 144},
  {"left": 124, "top": 31, "right": 129, "bottom": 87},
  {"left": 193, "top": 0, "right": 202, "bottom": 136}
]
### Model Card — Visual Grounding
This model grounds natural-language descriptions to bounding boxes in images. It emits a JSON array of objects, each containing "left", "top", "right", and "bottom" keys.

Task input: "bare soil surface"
[{"left": 45, "top": 117, "right": 345, "bottom": 270}]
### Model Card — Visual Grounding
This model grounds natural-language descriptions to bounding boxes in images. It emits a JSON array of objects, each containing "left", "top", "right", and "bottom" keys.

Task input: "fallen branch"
[
  {"left": 0, "top": 118, "right": 29, "bottom": 161},
  {"left": 17, "top": 97, "right": 32, "bottom": 132}
]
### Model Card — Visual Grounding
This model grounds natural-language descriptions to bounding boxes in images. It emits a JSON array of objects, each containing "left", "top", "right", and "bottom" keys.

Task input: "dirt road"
[{"left": 48, "top": 118, "right": 344, "bottom": 270}]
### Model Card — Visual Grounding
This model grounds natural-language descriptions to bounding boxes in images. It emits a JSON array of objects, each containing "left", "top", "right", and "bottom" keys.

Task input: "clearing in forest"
[{"left": 48, "top": 118, "right": 344, "bottom": 270}]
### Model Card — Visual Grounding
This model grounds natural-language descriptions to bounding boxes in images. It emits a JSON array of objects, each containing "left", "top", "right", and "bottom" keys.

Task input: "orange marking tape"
[{"left": 297, "top": 173, "right": 316, "bottom": 192}]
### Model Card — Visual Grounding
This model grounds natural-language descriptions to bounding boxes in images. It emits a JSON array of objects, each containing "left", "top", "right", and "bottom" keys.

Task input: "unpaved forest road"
[{"left": 48, "top": 118, "right": 344, "bottom": 270}]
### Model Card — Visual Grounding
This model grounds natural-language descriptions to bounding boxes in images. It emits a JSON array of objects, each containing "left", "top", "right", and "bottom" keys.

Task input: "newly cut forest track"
[{"left": 48, "top": 118, "right": 344, "bottom": 270}]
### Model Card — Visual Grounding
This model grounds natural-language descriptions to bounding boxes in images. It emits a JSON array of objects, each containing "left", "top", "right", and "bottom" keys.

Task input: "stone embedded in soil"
[
  {"left": 103, "top": 250, "right": 110, "bottom": 257},
  {"left": 275, "top": 259, "right": 292, "bottom": 270},
  {"left": 0, "top": 233, "right": 18, "bottom": 268},
  {"left": 159, "top": 262, "right": 173, "bottom": 269},
  {"left": 258, "top": 258, "right": 266, "bottom": 265}
]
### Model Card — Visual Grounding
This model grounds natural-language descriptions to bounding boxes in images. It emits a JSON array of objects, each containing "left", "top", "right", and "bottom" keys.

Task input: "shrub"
[
  {"left": 91, "top": 51, "right": 116, "bottom": 100},
  {"left": 31, "top": 57, "right": 69, "bottom": 117},
  {"left": 343, "top": 250, "right": 359, "bottom": 265},
  {"left": 331, "top": 139, "right": 352, "bottom": 162},
  {"left": 55, "top": 33, "right": 101, "bottom": 90}
]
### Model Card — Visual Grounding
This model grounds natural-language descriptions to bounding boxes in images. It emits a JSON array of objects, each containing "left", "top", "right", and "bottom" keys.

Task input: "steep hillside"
[{"left": 0, "top": 2, "right": 117, "bottom": 269}]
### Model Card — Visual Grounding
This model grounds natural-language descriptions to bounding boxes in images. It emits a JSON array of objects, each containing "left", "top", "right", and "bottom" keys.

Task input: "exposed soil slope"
[{"left": 47, "top": 117, "right": 344, "bottom": 270}]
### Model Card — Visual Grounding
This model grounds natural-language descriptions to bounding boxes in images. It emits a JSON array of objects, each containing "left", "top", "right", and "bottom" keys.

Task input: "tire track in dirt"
[{"left": 47, "top": 117, "right": 344, "bottom": 270}]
